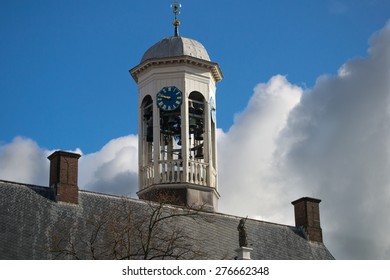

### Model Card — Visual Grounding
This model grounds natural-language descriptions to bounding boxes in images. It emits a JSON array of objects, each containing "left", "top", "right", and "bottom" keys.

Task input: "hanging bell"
[
  {"left": 189, "top": 117, "right": 197, "bottom": 129},
  {"left": 195, "top": 105, "right": 204, "bottom": 115},
  {"left": 146, "top": 126, "right": 153, "bottom": 142},
  {"left": 164, "top": 136, "right": 170, "bottom": 146},
  {"left": 189, "top": 101, "right": 196, "bottom": 114},
  {"left": 168, "top": 116, "right": 176, "bottom": 125},
  {"left": 143, "top": 111, "right": 152, "bottom": 120},
  {"left": 194, "top": 145, "right": 204, "bottom": 159},
  {"left": 194, "top": 131, "right": 203, "bottom": 141}
]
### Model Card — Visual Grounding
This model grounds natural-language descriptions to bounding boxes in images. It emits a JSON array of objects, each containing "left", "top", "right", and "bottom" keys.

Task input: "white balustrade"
[
  {"left": 142, "top": 160, "right": 214, "bottom": 188},
  {"left": 143, "top": 163, "right": 154, "bottom": 187},
  {"left": 159, "top": 160, "right": 183, "bottom": 184},
  {"left": 188, "top": 160, "right": 208, "bottom": 186}
]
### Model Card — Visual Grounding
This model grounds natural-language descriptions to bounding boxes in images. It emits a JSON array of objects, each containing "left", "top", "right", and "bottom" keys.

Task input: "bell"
[
  {"left": 189, "top": 101, "right": 196, "bottom": 114},
  {"left": 189, "top": 118, "right": 197, "bottom": 129},
  {"left": 164, "top": 136, "right": 170, "bottom": 146},
  {"left": 194, "top": 145, "right": 203, "bottom": 159},
  {"left": 195, "top": 106, "right": 204, "bottom": 115},
  {"left": 143, "top": 111, "right": 152, "bottom": 120},
  {"left": 146, "top": 126, "right": 153, "bottom": 142},
  {"left": 168, "top": 116, "right": 176, "bottom": 125},
  {"left": 194, "top": 131, "right": 203, "bottom": 141}
]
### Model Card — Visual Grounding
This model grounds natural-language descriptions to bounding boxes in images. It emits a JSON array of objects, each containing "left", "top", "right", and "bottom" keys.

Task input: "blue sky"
[
  {"left": 1, "top": 1, "right": 390, "bottom": 260},
  {"left": 1, "top": 0, "right": 388, "bottom": 153}
]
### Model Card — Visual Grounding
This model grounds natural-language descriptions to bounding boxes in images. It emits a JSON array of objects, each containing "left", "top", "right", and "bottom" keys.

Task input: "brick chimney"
[
  {"left": 48, "top": 151, "right": 81, "bottom": 204},
  {"left": 291, "top": 197, "right": 323, "bottom": 243}
]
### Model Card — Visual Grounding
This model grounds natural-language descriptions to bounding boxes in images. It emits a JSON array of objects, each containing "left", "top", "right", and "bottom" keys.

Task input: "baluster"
[
  {"left": 161, "top": 162, "right": 165, "bottom": 183},
  {"left": 167, "top": 161, "right": 170, "bottom": 183},
  {"left": 173, "top": 161, "right": 179, "bottom": 183},
  {"left": 193, "top": 162, "right": 196, "bottom": 184},
  {"left": 169, "top": 161, "right": 173, "bottom": 183},
  {"left": 203, "top": 164, "right": 207, "bottom": 185},
  {"left": 194, "top": 162, "right": 198, "bottom": 184},
  {"left": 189, "top": 161, "right": 193, "bottom": 183}
]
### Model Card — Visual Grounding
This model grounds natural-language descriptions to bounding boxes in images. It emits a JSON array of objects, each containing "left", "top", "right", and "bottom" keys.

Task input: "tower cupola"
[{"left": 130, "top": 2, "right": 222, "bottom": 211}]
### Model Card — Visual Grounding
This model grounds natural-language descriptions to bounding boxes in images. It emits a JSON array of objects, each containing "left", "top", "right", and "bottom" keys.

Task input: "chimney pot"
[
  {"left": 48, "top": 151, "right": 81, "bottom": 204},
  {"left": 291, "top": 197, "right": 323, "bottom": 243}
]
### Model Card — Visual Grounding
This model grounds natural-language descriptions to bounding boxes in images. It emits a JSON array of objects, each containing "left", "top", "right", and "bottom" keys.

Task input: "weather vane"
[{"left": 171, "top": 1, "right": 181, "bottom": 37}]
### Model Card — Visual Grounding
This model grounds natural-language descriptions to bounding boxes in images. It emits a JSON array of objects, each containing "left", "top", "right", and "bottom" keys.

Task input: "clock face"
[
  {"left": 157, "top": 86, "right": 183, "bottom": 111},
  {"left": 210, "top": 96, "right": 216, "bottom": 123}
]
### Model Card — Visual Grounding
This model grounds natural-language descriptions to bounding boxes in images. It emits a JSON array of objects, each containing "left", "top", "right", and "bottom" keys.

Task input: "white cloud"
[
  {"left": 0, "top": 135, "right": 139, "bottom": 197},
  {"left": 276, "top": 20, "right": 390, "bottom": 259},
  {"left": 218, "top": 75, "right": 303, "bottom": 223},
  {"left": 0, "top": 137, "right": 50, "bottom": 186},
  {"left": 79, "top": 135, "right": 138, "bottom": 197},
  {"left": 218, "top": 20, "right": 390, "bottom": 259}
]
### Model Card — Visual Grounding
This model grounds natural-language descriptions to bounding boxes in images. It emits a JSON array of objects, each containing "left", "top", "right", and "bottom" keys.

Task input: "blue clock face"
[{"left": 157, "top": 86, "right": 183, "bottom": 111}]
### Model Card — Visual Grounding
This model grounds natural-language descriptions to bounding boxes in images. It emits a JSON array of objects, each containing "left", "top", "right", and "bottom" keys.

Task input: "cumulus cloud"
[
  {"left": 0, "top": 137, "right": 50, "bottom": 186},
  {"left": 219, "top": 21, "right": 390, "bottom": 259},
  {"left": 276, "top": 21, "right": 390, "bottom": 259},
  {"left": 218, "top": 75, "right": 303, "bottom": 223},
  {"left": 0, "top": 135, "right": 139, "bottom": 197},
  {"left": 79, "top": 135, "right": 138, "bottom": 197}
]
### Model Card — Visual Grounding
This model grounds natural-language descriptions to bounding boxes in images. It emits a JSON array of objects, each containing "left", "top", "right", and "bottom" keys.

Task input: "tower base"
[{"left": 137, "top": 183, "right": 219, "bottom": 212}]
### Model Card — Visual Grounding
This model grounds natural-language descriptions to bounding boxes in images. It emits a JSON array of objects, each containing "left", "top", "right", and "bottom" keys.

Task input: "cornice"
[{"left": 130, "top": 55, "right": 223, "bottom": 83}]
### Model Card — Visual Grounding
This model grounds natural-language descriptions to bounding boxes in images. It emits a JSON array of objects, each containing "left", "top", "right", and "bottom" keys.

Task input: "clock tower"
[{"left": 130, "top": 2, "right": 223, "bottom": 211}]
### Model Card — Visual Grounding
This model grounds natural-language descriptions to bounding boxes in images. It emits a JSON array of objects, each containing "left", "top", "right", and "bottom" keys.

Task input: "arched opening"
[
  {"left": 141, "top": 95, "right": 154, "bottom": 187},
  {"left": 188, "top": 91, "right": 207, "bottom": 186},
  {"left": 188, "top": 92, "right": 205, "bottom": 161},
  {"left": 142, "top": 95, "right": 153, "bottom": 143}
]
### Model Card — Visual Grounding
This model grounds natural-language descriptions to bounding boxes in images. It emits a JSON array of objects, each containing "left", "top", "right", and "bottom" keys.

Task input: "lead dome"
[{"left": 141, "top": 36, "right": 211, "bottom": 62}]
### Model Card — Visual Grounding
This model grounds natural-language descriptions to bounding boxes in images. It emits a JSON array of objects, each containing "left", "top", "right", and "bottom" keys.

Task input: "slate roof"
[{"left": 0, "top": 179, "right": 334, "bottom": 260}]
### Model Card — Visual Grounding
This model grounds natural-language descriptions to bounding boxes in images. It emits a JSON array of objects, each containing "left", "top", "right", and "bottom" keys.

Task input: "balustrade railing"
[
  {"left": 142, "top": 160, "right": 214, "bottom": 188},
  {"left": 142, "top": 163, "right": 154, "bottom": 187},
  {"left": 188, "top": 160, "right": 208, "bottom": 186},
  {"left": 159, "top": 160, "right": 183, "bottom": 184}
]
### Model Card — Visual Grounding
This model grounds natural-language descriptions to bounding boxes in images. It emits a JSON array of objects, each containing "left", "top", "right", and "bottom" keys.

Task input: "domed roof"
[{"left": 141, "top": 36, "right": 211, "bottom": 63}]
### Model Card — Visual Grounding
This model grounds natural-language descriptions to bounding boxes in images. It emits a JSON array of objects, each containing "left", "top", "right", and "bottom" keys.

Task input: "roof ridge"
[{"left": 0, "top": 179, "right": 46, "bottom": 189}]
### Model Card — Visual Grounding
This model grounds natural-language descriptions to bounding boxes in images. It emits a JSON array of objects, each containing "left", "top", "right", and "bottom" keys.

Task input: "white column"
[
  {"left": 153, "top": 99, "right": 160, "bottom": 185},
  {"left": 181, "top": 86, "right": 189, "bottom": 184}
]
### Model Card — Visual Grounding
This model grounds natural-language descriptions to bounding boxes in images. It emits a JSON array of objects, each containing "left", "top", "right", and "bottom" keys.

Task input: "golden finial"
[{"left": 171, "top": 1, "right": 181, "bottom": 37}]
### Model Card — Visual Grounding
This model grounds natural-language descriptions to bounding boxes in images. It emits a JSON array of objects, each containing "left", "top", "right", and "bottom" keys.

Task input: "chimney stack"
[
  {"left": 48, "top": 151, "right": 81, "bottom": 204},
  {"left": 291, "top": 197, "right": 323, "bottom": 243}
]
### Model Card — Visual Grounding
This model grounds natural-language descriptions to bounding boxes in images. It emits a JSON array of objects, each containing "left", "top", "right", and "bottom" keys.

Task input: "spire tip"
[{"left": 172, "top": 1, "right": 181, "bottom": 37}]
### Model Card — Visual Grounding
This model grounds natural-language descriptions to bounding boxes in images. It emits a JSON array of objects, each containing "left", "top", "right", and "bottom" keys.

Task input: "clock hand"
[{"left": 160, "top": 94, "right": 172, "bottom": 99}]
